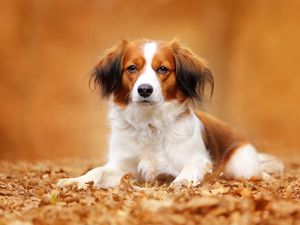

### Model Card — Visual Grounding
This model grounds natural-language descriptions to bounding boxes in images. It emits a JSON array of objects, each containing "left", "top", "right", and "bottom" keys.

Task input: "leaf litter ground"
[{"left": 0, "top": 156, "right": 300, "bottom": 225}]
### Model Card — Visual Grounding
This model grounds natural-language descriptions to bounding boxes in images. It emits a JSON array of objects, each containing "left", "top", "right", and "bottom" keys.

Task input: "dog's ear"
[
  {"left": 171, "top": 40, "right": 214, "bottom": 102},
  {"left": 90, "top": 40, "right": 128, "bottom": 97}
]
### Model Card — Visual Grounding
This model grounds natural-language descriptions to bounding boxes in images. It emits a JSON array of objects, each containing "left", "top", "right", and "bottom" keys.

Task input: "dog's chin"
[{"left": 134, "top": 100, "right": 157, "bottom": 106}]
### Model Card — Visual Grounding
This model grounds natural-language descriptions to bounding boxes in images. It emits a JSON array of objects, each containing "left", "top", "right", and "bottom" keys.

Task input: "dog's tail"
[{"left": 258, "top": 153, "right": 284, "bottom": 179}]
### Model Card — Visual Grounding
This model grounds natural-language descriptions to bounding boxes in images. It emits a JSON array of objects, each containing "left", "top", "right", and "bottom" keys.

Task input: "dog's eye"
[
  {"left": 127, "top": 65, "right": 137, "bottom": 73},
  {"left": 157, "top": 66, "right": 169, "bottom": 74}
]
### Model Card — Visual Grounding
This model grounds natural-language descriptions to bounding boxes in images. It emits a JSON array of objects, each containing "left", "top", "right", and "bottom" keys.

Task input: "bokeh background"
[{"left": 1, "top": 0, "right": 299, "bottom": 161}]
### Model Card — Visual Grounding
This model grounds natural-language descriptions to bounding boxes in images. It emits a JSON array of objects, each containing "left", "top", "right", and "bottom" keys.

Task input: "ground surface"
[{"left": 0, "top": 157, "right": 300, "bottom": 225}]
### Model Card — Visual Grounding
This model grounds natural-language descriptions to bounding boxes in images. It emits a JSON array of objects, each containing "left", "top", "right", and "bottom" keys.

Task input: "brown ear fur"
[
  {"left": 90, "top": 40, "right": 128, "bottom": 97},
  {"left": 171, "top": 40, "right": 214, "bottom": 102}
]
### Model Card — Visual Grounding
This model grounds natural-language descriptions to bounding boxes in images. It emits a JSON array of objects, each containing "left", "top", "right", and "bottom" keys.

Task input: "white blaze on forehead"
[
  {"left": 131, "top": 41, "right": 162, "bottom": 103},
  {"left": 143, "top": 42, "right": 157, "bottom": 68}
]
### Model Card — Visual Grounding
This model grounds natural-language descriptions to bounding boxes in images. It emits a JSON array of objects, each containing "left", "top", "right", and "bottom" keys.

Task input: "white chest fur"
[
  {"left": 57, "top": 100, "right": 278, "bottom": 189},
  {"left": 107, "top": 101, "right": 210, "bottom": 181}
]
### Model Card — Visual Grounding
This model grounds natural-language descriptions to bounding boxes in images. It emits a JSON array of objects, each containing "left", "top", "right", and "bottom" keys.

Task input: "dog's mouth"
[
  {"left": 132, "top": 99, "right": 157, "bottom": 106},
  {"left": 132, "top": 95, "right": 162, "bottom": 106},
  {"left": 138, "top": 100, "right": 156, "bottom": 106}
]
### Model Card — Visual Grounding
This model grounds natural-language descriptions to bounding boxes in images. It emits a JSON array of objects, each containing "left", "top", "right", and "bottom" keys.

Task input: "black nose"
[{"left": 138, "top": 84, "right": 153, "bottom": 98}]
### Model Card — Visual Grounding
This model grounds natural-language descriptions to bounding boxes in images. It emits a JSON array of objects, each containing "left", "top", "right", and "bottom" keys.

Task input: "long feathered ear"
[
  {"left": 90, "top": 40, "right": 128, "bottom": 98},
  {"left": 171, "top": 40, "right": 214, "bottom": 102}
]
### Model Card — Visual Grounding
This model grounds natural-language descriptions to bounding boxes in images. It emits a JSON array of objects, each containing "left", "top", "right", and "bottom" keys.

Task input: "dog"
[{"left": 58, "top": 39, "right": 284, "bottom": 189}]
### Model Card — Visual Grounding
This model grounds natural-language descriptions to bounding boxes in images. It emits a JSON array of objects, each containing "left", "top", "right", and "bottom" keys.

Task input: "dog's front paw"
[
  {"left": 171, "top": 162, "right": 212, "bottom": 187},
  {"left": 57, "top": 178, "right": 89, "bottom": 189},
  {"left": 171, "top": 178, "right": 191, "bottom": 187},
  {"left": 171, "top": 177, "right": 200, "bottom": 187},
  {"left": 137, "top": 160, "right": 157, "bottom": 182}
]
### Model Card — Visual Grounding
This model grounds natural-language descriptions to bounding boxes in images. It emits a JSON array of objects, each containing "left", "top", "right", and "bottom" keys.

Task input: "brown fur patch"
[
  {"left": 170, "top": 40, "right": 214, "bottom": 102},
  {"left": 195, "top": 111, "right": 247, "bottom": 173},
  {"left": 152, "top": 44, "right": 187, "bottom": 102},
  {"left": 113, "top": 42, "right": 145, "bottom": 107}
]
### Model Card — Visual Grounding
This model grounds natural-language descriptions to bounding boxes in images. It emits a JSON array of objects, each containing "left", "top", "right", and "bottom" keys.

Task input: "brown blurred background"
[{"left": 1, "top": 0, "right": 299, "bottom": 161}]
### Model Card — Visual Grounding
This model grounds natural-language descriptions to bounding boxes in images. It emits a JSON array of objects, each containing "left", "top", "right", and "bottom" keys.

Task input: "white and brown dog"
[{"left": 58, "top": 39, "right": 284, "bottom": 189}]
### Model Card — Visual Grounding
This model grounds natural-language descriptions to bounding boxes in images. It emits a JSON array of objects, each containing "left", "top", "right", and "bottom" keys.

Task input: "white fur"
[
  {"left": 224, "top": 144, "right": 261, "bottom": 179},
  {"left": 131, "top": 42, "right": 163, "bottom": 103},
  {"left": 58, "top": 101, "right": 213, "bottom": 188},
  {"left": 108, "top": 101, "right": 211, "bottom": 183}
]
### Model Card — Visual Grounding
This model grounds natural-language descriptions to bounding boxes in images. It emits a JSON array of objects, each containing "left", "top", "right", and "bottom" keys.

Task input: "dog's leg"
[
  {"left": 57, "top": 164, "right": 126, "bottom": 189},
  {"left": 172, "top": 157, "right": 212, "bottom": 186},
  {"left": 137, "top": 160, "right": 157, "bottom": 182}
]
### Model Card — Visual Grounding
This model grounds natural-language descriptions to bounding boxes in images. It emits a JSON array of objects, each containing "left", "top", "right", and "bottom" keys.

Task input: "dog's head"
[{"left": 91, "top": 39, "right": 214, "bottom": 107}]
